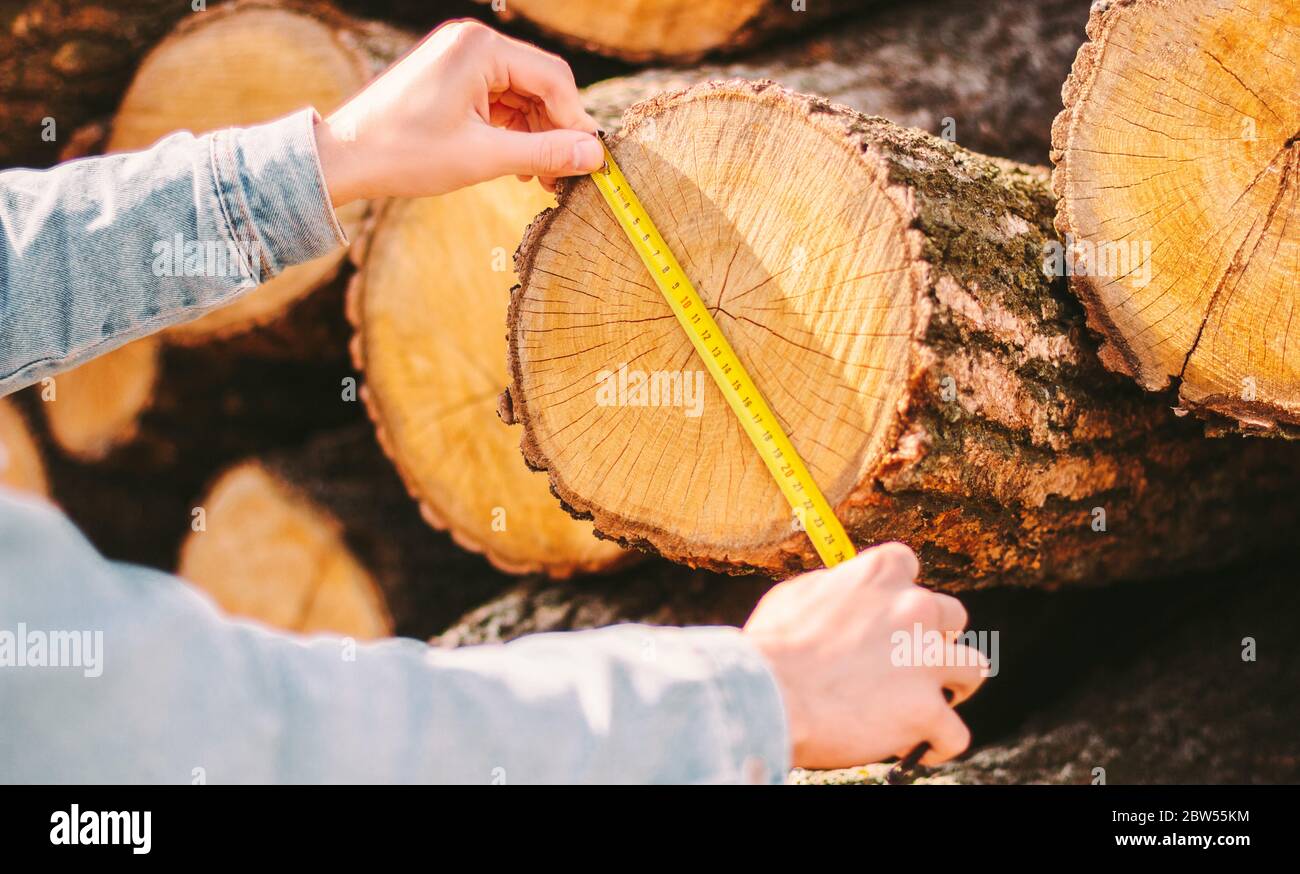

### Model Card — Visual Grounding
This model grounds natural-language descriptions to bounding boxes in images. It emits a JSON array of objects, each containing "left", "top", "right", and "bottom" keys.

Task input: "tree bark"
[
  {"left": 1052, "top": 0, "right": 1300, "bottom": 435},
  {"left": 477, "top": 0, "right": 872, "bottom": 65},
  {"left": 347, "top": 185, "right": 630, "bottom": 578},
  {"left": 581, "top": 0, "right": 1091, "bottom": 166},
  {"left": 0, "top": 0, "right": 187, "bottom": 170},
  {"left": 504, "top": 79, "right": 1300, "bottom": 587},
  {"left": 434, "top": 563, "right": 771, "bottom": 646}
]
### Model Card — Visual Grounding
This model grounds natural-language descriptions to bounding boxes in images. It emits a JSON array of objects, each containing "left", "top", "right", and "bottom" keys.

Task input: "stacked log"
[
  {"left": 13, "top": 0, "right": 1300, "bottom": 627},
  {"left": 503, "top": 79, "right": 1300, "bottom": 585},
  {"left": 1052, "top": 0, "right": 1300, "bottom": 435},
  {"left": 177, "top": 426, "right": 522, "bottom": 639},
  {"left": 5, "top": 0, "right": 1300, "bottom": 788},
  {"left": 20, "top": 351, "right": 361, "bottom": 571},
  {"left": 24, "top": 1, "right": 630, "bottom": 601},
  {"left": 347, "top": 184, "right": 628, "bottom": 577}
]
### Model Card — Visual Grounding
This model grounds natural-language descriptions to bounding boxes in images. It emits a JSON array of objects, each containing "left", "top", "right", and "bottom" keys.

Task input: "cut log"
[
  {"left": 39, "top": 338, "right": 161, "bottom": 462},
  {"left": 178, "top": 425, "right": 520, "bottom": 639},
  {"left": 347, "top": 0, "right": 1088, "bottom": 578},
  {"left": 107, "top": 0, "right": 410, "bottom": 346},
  {"left": 0, "top": 398, "right": 50, "bottom": 498},
  {"left": 478, "top": 0, "right": 869, "bottom": 64},
  {"left": 581, "top": 0, "right": 1090, "bottom": 166},
  {"left": 504, "top": 79, "right": 1300, "bottom": 586},
  {"left": 347, "top": 180, "right": 627, "bottom": 577},
  {"left": 1052, "top": 0, "right": 1300, "bottom": 435},
  {"left": 38, "top": 283, "right": 357, "bottom": 462},
  {"left": 178, "top": 460, "right": 393, "bottom": 639}
]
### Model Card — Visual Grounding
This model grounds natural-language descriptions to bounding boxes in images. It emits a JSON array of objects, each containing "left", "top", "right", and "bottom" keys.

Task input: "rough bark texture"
[
  {"left": 1051, "top": 0, "right": 1300, "bottom": 436},
  {"left": 581, "top": 0, "right": 1091, "bottom": 166},
  {"left": 434, "top": 563, "right": 771, "bottom": 647},
  {"left": 0, "top": 0, "right": 188, "bottom": 170},
  {"left": 479, "top": 0, "right": 873, "bottom": 65},
  {"left": 435, "top": 541, "right": 1300, "bottom": 784},
  {"left": 506, "top": 80, "right": 1300, "bottom": 587}
]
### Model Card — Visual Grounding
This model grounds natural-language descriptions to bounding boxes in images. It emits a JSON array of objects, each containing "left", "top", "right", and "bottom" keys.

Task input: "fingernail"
[{"left": 574, "top": 137, "right": 603, "bottom": 172}]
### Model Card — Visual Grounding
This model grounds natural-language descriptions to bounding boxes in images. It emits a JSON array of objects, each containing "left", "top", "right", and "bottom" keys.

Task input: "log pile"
[{"left": 7, "top": 0, "right": 1300, "bottom": 668}]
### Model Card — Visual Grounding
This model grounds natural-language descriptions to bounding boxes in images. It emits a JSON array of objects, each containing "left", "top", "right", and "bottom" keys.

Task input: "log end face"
[
  {"left": 0, "top": 398, "right": 51, "bottom": 499},
  {"left": 1052, "top": 0, "right": 1300, "bottom": 424},
  {"left": 42, "top": 338, "right": 162, "bottom": 462},
  {"left": 508, "top": 80, "right": 926, "bottom": 574},
  {"left": 352, "top": 185, "right": 625, "bottom": 580},
  {"left": 178, "top": 461, "right": 394, "bottom": 640},
  {"left": 485, "top": 0, "right": 771, "bottom": 64}
]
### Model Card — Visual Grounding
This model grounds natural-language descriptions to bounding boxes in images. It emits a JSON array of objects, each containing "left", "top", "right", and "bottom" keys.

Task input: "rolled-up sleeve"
[
  {"left": 0, "top": 108, "right": 345, "bottom": 395},
  {"left": 0, "top": 491, "right": 790, "bottom": 784}
]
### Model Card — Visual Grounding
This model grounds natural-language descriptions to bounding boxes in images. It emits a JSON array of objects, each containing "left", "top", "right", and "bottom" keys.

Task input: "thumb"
[{"left": 485, "top": 127, "right": 605, "bottom": 180}]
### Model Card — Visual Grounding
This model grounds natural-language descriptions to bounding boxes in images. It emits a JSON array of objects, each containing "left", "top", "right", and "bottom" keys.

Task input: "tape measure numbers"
[{"left": 589, "top": 140, "right": 857, "bottom": 569}]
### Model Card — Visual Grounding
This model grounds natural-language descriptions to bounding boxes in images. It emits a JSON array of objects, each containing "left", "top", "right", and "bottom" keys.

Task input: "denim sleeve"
[
  {"left": 0, "top": 108, "right": 346, "bottom": 395},
  {"left": 0, "top": 491, "right": 791, "bottom": 784}
]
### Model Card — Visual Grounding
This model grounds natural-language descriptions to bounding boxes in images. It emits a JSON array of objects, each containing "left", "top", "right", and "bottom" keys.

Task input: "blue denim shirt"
[{"left": 0, "top": 110, "right": 789, "bottom": 784}]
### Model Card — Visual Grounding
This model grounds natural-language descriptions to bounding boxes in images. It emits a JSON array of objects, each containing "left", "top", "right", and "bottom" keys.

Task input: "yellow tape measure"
[{"left": 589, "top": 140, "right": 857, "bottom": 569}]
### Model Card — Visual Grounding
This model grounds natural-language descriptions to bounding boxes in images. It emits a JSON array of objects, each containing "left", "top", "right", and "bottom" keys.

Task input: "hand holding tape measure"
[{"left": 589, "top": 136, "right": 957, "bottom": 778}]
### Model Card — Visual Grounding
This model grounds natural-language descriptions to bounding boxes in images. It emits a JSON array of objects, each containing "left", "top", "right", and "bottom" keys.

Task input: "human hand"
[
  {"left": 314, "top": 20, "right": 602, "bottom": 207},
  {"left": 742, "top": 542, "right": 988, "bottom": 770}
]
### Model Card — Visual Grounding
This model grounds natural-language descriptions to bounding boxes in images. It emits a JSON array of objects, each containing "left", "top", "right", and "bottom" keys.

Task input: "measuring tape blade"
[{"left": 588, "top": 141, "right": 856, "bottom": 569}]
